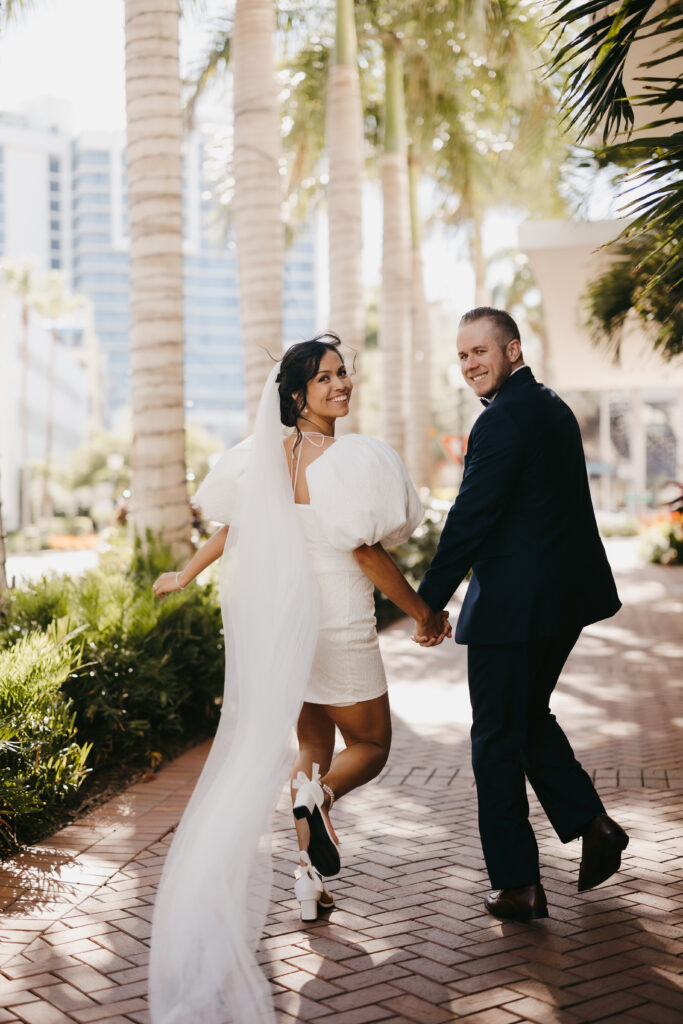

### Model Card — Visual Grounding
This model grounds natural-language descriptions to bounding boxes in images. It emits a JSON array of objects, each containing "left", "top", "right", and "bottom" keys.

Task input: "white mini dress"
[{"left": 194, "top": 433, "right": 423, "bottom": 706}]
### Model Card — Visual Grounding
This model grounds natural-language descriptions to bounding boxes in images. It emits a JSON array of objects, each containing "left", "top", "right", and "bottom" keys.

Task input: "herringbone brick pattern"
[{"left": 1, "top": 541, "right": 681, "bottom": 1023}]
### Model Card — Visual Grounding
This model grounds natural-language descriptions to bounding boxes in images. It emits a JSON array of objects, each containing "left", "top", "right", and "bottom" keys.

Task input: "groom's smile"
[{"left": 457, "top": 317, "right": 524, "bottom": 400}]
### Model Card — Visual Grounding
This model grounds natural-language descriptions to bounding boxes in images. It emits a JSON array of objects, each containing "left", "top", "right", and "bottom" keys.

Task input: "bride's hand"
[
  {"left": 412, "top": 609, "right": 451, "bottom": 646},
  {"left": 152, "top": 571, "right": 186, "bottom": 599}
]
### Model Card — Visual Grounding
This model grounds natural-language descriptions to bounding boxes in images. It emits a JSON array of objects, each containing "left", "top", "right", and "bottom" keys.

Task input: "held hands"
[
  {"left": 411, "top": 609, "right": 452, "bottom": 647},
  {"left": 152, "top": 571, "right": 187, "bottom": 599}
]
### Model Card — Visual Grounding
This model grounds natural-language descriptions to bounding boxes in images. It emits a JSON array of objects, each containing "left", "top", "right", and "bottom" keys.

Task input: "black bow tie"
[{"left": 480, "top": 397, "right": 490, "bottom": 407}]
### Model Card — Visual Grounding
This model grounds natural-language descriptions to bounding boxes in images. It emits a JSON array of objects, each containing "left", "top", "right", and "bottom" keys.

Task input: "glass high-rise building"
[{"left": 1, "top": 104, "right": 318, "bottom": 446}]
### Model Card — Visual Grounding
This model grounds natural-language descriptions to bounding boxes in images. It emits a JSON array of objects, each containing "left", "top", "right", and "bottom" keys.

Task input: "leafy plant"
[
  {"left": 0, "top": 622, "right": 91, "bottom": 852},
  {"left": 548, "top": 0, "right": 683, "bottom": 358}
]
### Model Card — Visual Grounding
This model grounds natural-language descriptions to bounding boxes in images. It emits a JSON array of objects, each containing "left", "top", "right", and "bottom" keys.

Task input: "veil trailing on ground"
[{"left": 149, "top": 364, "right": 320, "bottom": 1024}]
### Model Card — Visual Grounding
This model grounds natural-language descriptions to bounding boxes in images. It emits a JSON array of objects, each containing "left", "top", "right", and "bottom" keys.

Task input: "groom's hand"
[{"left": 412, "top": 609, "right": 451, "bottom": 646}]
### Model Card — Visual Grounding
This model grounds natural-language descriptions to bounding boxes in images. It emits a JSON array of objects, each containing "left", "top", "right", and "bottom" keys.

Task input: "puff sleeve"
[
  {"left": 306, "top": 435, "right": 423, "bottom": 550},
  {"left": 192, "top": 436, "right": 252, "bottom": 524}
]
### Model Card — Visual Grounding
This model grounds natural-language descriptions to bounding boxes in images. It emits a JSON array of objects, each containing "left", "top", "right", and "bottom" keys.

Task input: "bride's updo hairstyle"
[{"left": 277, "top": 332, "right": 343, "bottom": 428}]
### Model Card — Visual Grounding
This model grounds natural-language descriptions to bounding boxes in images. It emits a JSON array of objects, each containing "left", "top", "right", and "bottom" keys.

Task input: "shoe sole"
[
  {"left": 485, "top": 903, "right": 549, "bottom": 921},
  {"left": 293, "top": 804, "right": 340, "bottom": 876},
  {"left": 578, "top": 832, "right": 629, "bottom": 892}
]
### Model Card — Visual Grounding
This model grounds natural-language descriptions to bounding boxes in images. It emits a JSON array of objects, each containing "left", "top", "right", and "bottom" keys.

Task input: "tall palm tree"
[
  {"left": 379, "top": 35, "right": 411, "bottom": 458},
  {"left": 124, "top": 0, "right": 190, "bottom": 557},
  {"left": 1, "top": 262, "right": 33, "bottom": 528},
  {"left": 406, "top": 148, "right": 432, "bottom": 487},
  {"left": 232, "top": 0, "right": 285, "bottom": 426},
  {"left": 326, "top": 0, "right": 364, "bottom": 433}
]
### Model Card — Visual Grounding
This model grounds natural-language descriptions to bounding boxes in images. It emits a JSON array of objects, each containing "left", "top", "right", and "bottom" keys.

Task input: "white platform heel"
[
  {"left": 294, "top": 851, "right": 324, "bottom": 922},
  {"left": 292, "top": 763, "right": 340, "bottom": 877}
]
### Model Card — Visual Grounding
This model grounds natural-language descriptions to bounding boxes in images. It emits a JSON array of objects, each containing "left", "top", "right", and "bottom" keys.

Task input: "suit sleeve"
[{"left": 418, "top": 408, "right": 523, "bottom": 611}]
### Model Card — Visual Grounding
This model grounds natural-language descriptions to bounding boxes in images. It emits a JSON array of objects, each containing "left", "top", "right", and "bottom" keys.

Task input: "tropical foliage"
[
  {"left": 549, "top": 0, "right": 683, "bottom": 359},
  {"left": 0, "top": 621, "right": 90, "bottom": 852}
]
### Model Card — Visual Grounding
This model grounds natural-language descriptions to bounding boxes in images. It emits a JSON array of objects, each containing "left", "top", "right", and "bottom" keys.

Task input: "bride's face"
[{"left": 304, "top": 350, "right": 352, "bottom": 419}]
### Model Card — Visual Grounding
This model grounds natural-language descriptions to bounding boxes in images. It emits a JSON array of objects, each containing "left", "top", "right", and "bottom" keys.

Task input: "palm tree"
[
  {"left": 406, "top": 148, "right": 432, "bottom": 487},
  {"left": 378, "top": 35, "right": 411, "bottom": 458},
  {"left": 232, "top": 0, "right": 285, "bottom": 426},
  {"left": 1, "top": 262, "right": 33, "bottom": 528},
  {"left": 326, "top": 0, "right": 364, "bottom": 433},
  {"left": 124, "top": 0, "right": 190, "bottom": 557},
  {"left": 548, "top": 0, "right": 683, "bottom": 360}
]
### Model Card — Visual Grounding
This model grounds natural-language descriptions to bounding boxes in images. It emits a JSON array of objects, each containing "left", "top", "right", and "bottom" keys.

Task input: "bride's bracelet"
[{"left": 175, "top": 571, "right": 187, "bottom": 590}]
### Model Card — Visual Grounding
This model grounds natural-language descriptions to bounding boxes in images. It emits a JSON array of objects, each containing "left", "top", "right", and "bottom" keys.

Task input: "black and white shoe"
[{"left": 292, "top": 764, "right": 340, "bottom": 877}]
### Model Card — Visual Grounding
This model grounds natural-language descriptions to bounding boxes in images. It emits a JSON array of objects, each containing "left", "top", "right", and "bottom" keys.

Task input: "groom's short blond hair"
[{"left": 460, "top": 307, "right": 520, "bottom": 350}]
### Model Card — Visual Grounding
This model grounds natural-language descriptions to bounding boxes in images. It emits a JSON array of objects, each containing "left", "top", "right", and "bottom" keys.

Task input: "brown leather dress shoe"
[
  {"left": 484, "top": 884, "right": 548, "bottom": 921},
  {"left": 578, "top": 813, "right": 629, "bottom": 892}
]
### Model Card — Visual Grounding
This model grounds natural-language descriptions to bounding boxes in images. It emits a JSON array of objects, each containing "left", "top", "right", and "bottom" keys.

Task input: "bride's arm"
[
  {"left": 353, "top": 543, "right": 450, "bottom": 645},
  {"left": 153, "top": 525, "right": 229, "bottom": 598}
]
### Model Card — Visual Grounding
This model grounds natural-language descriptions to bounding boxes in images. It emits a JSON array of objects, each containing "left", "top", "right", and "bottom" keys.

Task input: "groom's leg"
[
  {"left": 522, "top": 630, "right": 604, "bottom": 842},
  {"left": 468, "top": 643, "right": 540, "bottom": 889}
]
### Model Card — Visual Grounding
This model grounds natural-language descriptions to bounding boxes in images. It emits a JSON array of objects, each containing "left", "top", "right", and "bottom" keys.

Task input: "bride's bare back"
[{"left": 283, "top": 432, "right": 336, "bottom": 505}]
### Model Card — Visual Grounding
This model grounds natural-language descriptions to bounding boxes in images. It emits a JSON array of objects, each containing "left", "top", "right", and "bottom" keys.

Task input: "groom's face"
[{"left": 457, "top": 319, "right": 518, "bottom": 399}]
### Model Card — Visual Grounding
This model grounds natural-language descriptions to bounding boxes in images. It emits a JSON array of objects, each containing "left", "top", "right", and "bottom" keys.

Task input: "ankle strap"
[{"left": 322, "top": 782, "right": 335, "bottom": 809}]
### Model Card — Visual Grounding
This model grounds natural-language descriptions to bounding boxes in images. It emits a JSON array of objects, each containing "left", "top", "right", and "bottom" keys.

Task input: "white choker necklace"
[{"left": 300, "top": 431, "right": 332, "bottom": 447}]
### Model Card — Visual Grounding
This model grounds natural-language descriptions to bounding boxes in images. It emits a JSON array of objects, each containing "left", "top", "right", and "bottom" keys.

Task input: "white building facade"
[{"left": 0, "top": 289, "right": 89, "bottom": 532}]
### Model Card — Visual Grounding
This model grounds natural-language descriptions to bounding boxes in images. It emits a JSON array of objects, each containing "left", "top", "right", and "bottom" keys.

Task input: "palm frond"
[
  {"left": 184, "top": 26, "right": 231, "bottom": 129},
  {"left": 585, "top": 230, "right": 683, "bottom": 360}
]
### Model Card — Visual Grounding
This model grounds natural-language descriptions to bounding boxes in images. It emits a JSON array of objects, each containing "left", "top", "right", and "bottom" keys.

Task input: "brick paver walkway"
[{"left": 1, "top": 540, "right": 682, "bottom": 1023}]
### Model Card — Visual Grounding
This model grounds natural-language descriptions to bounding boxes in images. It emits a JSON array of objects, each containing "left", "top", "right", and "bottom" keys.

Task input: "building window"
[
  {"left": 50, "top": 180, "right": 60, "bottom": 193},
  {"left": 49, "top": 156, "right": 60, "bottom": 174},
  {"left": 74, "top": 150, "right": 109, "bottom": 168},
  {"left": 50, "top": 239, "right": 61, "bottom": 251},
  {"left": 50, "top": 199, "right": 60, "bottom": 212},
  {"left": 50, "top": 218, "right": 60, "bottom": 231},
  {"left": 50, "top": 256, "right": 61, "bottom": 269},
  {"left": 75, "top": 172, "right": 110, "bottom": 187}
]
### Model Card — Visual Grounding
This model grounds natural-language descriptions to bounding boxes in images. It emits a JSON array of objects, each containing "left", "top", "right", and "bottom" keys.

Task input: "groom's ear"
[{"left": 507, "top": 338, "right": 522, "bottom": 363}]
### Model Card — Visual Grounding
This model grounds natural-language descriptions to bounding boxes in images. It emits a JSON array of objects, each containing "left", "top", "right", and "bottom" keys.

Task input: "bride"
[{"left": 149, "top": 334, "right": 450, "bottom": 1023}]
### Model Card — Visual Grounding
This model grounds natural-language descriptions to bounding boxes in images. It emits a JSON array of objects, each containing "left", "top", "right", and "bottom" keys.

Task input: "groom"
[{"left": 416, "top": 307, "right": 628, "bottom": 922}]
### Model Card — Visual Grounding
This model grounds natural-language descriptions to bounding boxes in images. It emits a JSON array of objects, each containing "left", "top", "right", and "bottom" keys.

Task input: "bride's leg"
[
  {"left": 321, "top": 693, "right": 392, "bottom": 804},
  {"left": 291, "top": 702, "right": 337, "bottom": 854}
]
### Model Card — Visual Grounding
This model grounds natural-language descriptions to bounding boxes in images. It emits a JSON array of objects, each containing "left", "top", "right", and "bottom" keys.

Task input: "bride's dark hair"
[{"left": 277, "top": 332, "right": 344, "bottom": 429}]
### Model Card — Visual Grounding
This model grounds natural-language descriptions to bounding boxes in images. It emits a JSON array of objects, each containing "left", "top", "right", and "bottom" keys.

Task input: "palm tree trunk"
[
  {"left": 379, "top": 38, "right": 411, "bottom": 458},
  {"left": 233, "top": 0, "right": 284, "bottom": 426},
  {"left": 407, "top": 149, "right": 432, "bottom": 489},
  {"left": 326, "top": 0, "right": 364, "bottom": 434},
  {"left": 125, "top": 0, "right": 190, "bottom": 557}
]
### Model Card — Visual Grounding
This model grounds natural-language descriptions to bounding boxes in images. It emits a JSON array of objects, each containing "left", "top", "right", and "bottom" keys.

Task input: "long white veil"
[{"left": 149, "top": 365, "right": 321, "bottom": 1023}]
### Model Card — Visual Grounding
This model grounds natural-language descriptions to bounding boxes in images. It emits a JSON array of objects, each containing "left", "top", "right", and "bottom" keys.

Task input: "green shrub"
[
  {"left": 0, "top": 537, "right": 225, "bottom": 773},
  {"left": 0, "top": 533, "right": 224, "bottom": 855},
  {"left": 0, "top": 621, "right": 91, "bottom": 852}
]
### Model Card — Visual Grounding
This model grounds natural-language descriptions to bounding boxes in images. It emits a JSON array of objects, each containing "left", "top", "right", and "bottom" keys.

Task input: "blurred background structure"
[{"left": 0, "top": 0, "right": 681, "bottom": 562}]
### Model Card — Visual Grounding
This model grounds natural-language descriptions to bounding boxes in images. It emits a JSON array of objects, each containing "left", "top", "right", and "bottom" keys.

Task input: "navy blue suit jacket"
[{"left": 418, "top": 366, "right": 621, "bottom": 645}]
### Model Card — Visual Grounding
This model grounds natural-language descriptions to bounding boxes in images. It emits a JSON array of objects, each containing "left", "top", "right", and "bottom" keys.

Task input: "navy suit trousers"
[{"left": 467, "top": 630, "right": 604, "bottom": 889}]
